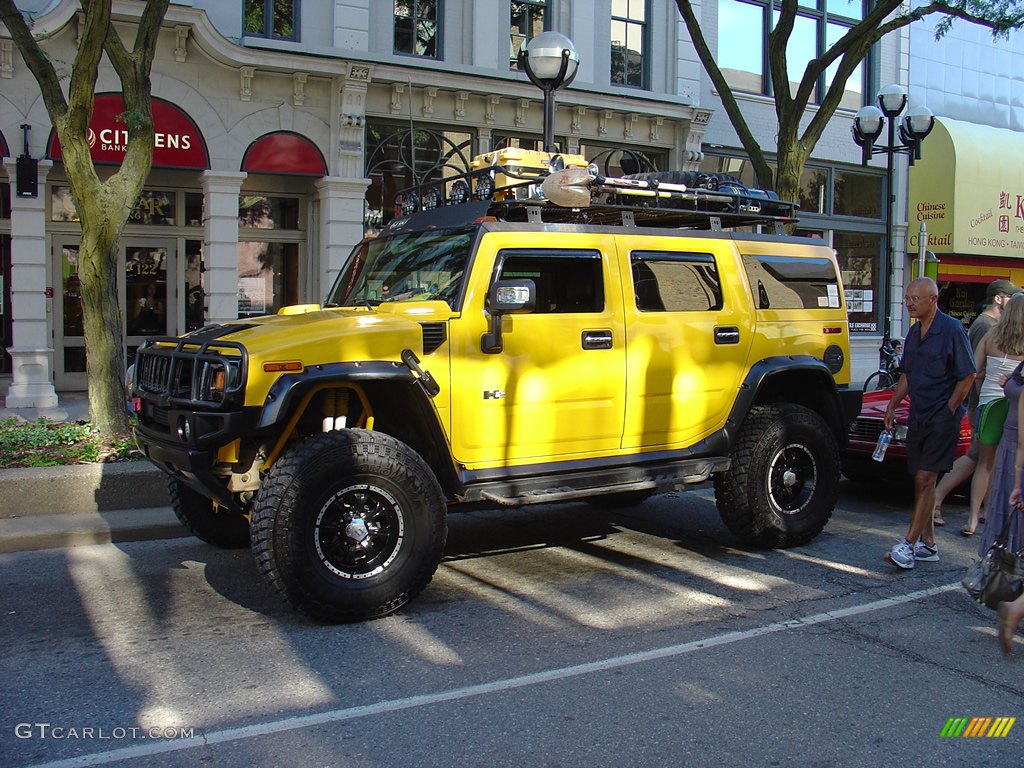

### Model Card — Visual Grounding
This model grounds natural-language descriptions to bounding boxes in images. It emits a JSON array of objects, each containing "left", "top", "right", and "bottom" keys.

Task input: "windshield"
[{"left": 325, "top": 228, "right": 476, "bottom": 310}]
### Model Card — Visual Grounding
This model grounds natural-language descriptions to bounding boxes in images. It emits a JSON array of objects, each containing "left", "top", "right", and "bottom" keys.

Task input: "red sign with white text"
[{"left": 47, "top": 94, "right": 208, "bottom": 169}]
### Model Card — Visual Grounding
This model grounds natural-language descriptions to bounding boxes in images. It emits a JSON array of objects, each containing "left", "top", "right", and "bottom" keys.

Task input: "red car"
[{"left": 841, "top": 388, "right": 972, "bottom": 483}]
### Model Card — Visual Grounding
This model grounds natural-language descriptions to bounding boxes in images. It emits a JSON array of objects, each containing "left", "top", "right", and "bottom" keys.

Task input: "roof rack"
[{"left": 390, "top": 148, "right": 798, "bottom": 234}]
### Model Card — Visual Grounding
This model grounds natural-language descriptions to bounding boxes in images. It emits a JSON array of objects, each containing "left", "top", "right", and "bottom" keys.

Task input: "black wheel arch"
[
  {"left": 726, "top": 356, "right": 862, "bottom": 450},
  {"left": 256, "top": 362, "right": 462, "bottom": 496}
]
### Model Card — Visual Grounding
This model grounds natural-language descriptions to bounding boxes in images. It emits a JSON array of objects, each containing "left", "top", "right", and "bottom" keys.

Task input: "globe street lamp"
[
  {"left": 851, "top": 83, "right": 934, "bottom": 357},
  {"left": 517, "top": 31, "right": 579, "bottom": 153}
]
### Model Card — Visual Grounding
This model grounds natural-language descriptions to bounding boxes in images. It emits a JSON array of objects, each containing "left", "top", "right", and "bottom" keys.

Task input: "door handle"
[
  {"left": 714, "top": 326, "right": 740, "bottom": 344},
  {"left": 581, "top": 330, "right": 613, "bottom": 350}
]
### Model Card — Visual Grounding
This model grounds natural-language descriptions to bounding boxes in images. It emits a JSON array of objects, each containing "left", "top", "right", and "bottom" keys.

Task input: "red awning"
[
  {"left": 242, "top": 132, "right": 327, "bottom": 176},
  {"left": 47, "top": 93, "right": 209, "bottom": 169}
]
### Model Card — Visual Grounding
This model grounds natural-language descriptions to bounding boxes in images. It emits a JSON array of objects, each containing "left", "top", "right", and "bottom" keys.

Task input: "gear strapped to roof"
[{"left": 390, "top": 148, "right": 798, "bottom": 233}]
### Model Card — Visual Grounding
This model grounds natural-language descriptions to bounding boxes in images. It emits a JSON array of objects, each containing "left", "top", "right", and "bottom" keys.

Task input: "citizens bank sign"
[{"left": 47, "top": 94, "right": 209, "bottom": 170}]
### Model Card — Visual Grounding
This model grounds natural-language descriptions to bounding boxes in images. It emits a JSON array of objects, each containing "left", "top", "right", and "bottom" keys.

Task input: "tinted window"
[
  {"left": 497, "top": 249, "right": 604, "bottom": 313},
  {"left": 741, "top": 253, "right": 840, "bottom": 310},
  {"left": 631, "top": 252, "right": 723, "bottom": 312}
]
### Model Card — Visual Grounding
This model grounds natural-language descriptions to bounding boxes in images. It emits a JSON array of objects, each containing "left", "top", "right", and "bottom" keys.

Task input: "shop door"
[
  {"left": 123, "top": 239, "right": 176, "bottom": 366},
  {"left": 53, "top": 238, "right": 176, "bottom": 390}
]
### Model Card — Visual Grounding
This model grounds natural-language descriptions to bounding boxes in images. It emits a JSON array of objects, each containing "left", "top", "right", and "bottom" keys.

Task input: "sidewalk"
[
  {"left": 0, "top": 389, "right": 182, "bottom": 553},
  {"left": 0, "top": 389, "right": 90, "bottom": 423}
]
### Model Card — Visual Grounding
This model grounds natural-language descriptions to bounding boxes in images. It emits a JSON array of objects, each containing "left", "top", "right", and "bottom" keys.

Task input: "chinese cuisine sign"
[{"left": 909, "top": 117, "right": 1024, "bottom": 258}]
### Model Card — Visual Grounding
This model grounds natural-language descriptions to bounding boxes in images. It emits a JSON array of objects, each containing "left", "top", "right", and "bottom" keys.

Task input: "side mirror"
[{"left": 481, "top": 279, "right": 535, "bottom": 353}]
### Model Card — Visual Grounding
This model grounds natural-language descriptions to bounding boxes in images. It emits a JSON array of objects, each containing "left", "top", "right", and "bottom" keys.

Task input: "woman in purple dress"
[{"left": 989, "top": 363, "right": 1024, "bottom": 555}]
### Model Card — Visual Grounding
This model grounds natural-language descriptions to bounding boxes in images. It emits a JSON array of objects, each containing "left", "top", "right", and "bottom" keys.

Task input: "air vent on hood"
[
  {"left": 185, "top": 323, "right": 257, "bottom": 341},
  {"left": 420, "top": 322, "right": 447, "bottom": 354}
]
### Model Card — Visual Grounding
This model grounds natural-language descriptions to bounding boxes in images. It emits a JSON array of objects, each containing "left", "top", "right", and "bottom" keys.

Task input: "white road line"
[{"left": 23, "top": 583, "right": 959, "bottom": 768}]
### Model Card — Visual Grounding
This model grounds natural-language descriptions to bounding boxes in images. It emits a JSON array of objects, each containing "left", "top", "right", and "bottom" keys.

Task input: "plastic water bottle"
[{"left": 872, "top": 429, "right": 893, "bottom": 462}]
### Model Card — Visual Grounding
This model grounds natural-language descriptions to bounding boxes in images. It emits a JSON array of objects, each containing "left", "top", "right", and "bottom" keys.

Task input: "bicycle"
[{"left": 863, "top": 341, "right": 902, "bottom": 392}]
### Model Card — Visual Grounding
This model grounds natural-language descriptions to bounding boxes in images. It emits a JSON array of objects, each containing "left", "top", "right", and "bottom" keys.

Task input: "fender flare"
[
  {"left": 255, "top": 361, "right": 462, "bottom": 494},
  {"left": 725, "top": 356, "right": 861, "bottom": 444}
]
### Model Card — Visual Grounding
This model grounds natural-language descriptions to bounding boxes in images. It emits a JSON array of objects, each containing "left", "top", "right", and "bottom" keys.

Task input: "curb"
[
  {"left": 0, "top": 507, "right": 188, "bottom": 553},
  {"left": 0, "top": 461, "right": 170, "bottom": 516},
  {"left": 0, "top": 462, "right": 179, "bottom": 552}
]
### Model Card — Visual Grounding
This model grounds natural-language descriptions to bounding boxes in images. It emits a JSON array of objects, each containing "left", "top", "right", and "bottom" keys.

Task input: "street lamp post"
[
  {"left": 517, "top": 31, "right": 579, "bottom": 153},
  {"left": 851, "top": 83, "right": 934, "bottom": 361}
]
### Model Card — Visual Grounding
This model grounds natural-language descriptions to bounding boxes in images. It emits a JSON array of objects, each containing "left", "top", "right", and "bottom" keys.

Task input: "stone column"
[
  {"left": 315, "top": 176, "right": 371, "bottom": 298},
  {"left": 201, "top": 171, "right": 246, "bottom": 325},
  {"left": 3, "top": 158, "right": 58, "bottom": 407}
]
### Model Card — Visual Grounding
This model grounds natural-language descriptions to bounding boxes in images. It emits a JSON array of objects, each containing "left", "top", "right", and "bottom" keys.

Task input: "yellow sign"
[{"left": 908, "top": 117, "right": 1024, "bottom": 258}]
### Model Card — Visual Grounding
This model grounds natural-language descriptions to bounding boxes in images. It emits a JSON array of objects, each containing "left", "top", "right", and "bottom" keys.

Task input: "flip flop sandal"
[
  {"left": 960, "top": 527, "right": 975, "bottom": 537},
  {"left": 933, "top": 516, "right": 946, "bottom": 527}
]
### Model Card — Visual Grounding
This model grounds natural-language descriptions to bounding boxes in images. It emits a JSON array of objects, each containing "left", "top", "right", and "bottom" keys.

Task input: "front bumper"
[{"left": 134, "top": 409, "right": 253, "bottom": 514}]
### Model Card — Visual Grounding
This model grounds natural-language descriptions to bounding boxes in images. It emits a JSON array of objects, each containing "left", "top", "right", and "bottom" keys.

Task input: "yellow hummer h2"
[{"left": 131, "top": 150, "right": 862, "bottom": 622}]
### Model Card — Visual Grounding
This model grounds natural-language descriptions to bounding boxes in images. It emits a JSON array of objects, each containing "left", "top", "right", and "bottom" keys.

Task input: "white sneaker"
[
  {"left": 913, "top": 539, "right": 939, "bottom": 562},
  {"left": 888, "top": 539, "right": 915, "bottom": 569}
]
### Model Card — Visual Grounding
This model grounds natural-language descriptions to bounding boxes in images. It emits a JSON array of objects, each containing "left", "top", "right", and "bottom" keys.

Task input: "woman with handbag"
[
  {"left": 963, "top": 295, "right": 1024, "bottom": 536},
  {"left": 991, "top": 362, "right": 1024, "bottom": 559}
]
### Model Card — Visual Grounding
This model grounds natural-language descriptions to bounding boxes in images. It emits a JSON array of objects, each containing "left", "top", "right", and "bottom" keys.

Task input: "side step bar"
[{"left": 461, "top": 457, "right": 730, "bottom": 507}]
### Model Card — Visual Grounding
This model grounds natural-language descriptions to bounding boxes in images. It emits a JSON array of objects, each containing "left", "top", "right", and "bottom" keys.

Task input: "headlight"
[
  {"left": 894, "top": 424, "right": 909, "bottom": 441},
  {"left": 198, "top": 359, "right": 240, "bottom": 402}
]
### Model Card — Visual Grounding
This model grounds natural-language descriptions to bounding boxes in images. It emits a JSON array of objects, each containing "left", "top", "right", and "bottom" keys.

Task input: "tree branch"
[
  {"left": 65, "top": 0, "right": 111, "bottom": 137},
  {"left": 674, "top": 0, "right": 774, "bottom": 188}
]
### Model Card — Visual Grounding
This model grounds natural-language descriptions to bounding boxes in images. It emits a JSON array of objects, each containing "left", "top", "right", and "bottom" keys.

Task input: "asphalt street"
[{"left": 0, "top": 481, "right": 1021, "bottom": 768}]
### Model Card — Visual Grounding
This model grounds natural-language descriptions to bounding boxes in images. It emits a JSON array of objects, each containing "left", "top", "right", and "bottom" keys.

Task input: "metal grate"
[
  {"left": 420, "top": 322, "right": 447, "bottom": 354},
  {"left": 849, "top": 417, "right": 885, "bottom": 441},
  {"left": 133, "top": 337, "right": 247, "bottom": 408}
]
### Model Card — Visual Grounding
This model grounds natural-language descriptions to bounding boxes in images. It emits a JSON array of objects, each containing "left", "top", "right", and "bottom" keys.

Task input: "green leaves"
[{"left": 0, "top": 418, "right": 141, "bottom": 468}]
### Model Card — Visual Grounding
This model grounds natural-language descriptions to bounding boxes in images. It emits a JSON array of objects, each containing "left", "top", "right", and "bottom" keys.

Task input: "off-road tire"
[
  {"left": 167, "top": 477, "right": 251, "bottom": 549},
  {"left": 250, "top": 429, "right": 447, "bottom": 623},
  {"left": 714, "top": 404, "right": 840, "bottom": 548}
]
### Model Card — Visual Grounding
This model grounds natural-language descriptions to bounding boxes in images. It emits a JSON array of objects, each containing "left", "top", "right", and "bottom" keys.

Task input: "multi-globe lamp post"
[
  {"left": 851, "top": 83, "right": 934, "bottom": 357},
  {"left": 517, "top": 31, "right": 579, "bottom": 153}
]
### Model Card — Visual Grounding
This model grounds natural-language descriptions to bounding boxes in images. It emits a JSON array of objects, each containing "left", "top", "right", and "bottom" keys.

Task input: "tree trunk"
[
  {"left": 78, "top": 220, "right": 130, "bottom": 440},
  {"left": 774, "top": 140, "right": 809, "bottom": 218}
]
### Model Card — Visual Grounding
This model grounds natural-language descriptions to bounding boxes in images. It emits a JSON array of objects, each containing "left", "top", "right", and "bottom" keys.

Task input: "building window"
[
  {"left": 243, "top": 0, "right": 297, "bottom": 41},
  {"left": 611, "top": 0, "right": 648, "bottom": 88},
  {"left": 510, "top": 0, "right": 548, "bottom": 68},
  {"left": 394, "top": 0, "right": 440, "bottom": 58},
  {"left": 237, "top": 193, "right": 302, "bottom": 318},
  {"left": 364, "top": 121, "right": 474, "bottom": 234},
  {"left": 52, "top": 187, "right": 178, "bottom": 225},
  {"left": 718, "top": 0, "right": 864, "bottom": 109},
  {"left": 237, "top": 242, "right": 299, "bottom": 318},
  {"left": 835, "top": 231, "right": 883, "bottom": 334},
  {"left": 579, "top": 143, "right": 666, "bottom": 176},
  {"left": 238, "top": 195, "right": 300, "bottom": 229}
]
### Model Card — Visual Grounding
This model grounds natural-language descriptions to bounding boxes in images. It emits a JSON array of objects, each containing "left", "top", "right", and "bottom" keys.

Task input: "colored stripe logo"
[{"left": 940, "top": 717, "right": 1016, "bottom": 738}]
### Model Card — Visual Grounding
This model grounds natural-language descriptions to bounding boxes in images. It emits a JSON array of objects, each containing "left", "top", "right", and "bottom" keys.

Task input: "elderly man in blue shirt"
[{"left": 883, "top": 277, "right": 977, "bottom": 569}]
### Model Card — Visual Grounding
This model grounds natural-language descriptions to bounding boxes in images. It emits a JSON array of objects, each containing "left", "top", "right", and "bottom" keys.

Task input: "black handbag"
[{"left": 962, "top": 510, "right": 1024, "bottom": 610}]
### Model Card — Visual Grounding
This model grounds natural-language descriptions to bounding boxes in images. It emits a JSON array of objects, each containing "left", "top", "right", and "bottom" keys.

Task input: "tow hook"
[{"left": 401, "top": 349, "right": 440, "bottom": 398}]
